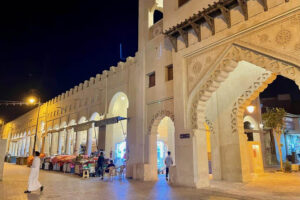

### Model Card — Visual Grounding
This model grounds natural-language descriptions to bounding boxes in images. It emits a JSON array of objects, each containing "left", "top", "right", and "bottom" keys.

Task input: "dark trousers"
[
  {"left": 166, "top": 167, "right": 169, "bottom": 179},
  {"left": 96, "top": 166, "right": 104, "bottom": 177}
]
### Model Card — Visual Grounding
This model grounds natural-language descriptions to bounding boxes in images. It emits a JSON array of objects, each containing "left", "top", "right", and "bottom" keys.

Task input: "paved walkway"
[{"left": 0, "top": 164, "right": 300, "bottom": 200}]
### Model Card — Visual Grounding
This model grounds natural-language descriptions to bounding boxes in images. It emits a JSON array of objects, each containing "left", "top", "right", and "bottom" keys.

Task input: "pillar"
[
  {"left": 87, "top": 123, "right": 94, "bottom": 156},
  {"left": 51, "top": 133, "right": 58, "bottom": 155},
  {"left": 66, "top": 129, "right": 72, "bottom": 155},
  {"left": 193, "top": 129, "right": 210, "bottom": 188},
  {"left": 25, "top": 137, "right": 30, "bottom": 156},
  {"left": 58, "top": 131, "right": 62, "bottom": 155},
  {"left": 70, "top": 129, "right": 75, "bottom": 155},
  {"left": 74, "top": 131, "right": 80, "bottom": 155},
  {"left": 146, "top": 134, "right": 158, "bottom": 181}
]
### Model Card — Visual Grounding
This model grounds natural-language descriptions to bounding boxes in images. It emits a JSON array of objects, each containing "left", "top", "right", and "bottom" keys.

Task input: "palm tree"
[{"left": 262, "top": 108, "right": 286, "bottom": 171}]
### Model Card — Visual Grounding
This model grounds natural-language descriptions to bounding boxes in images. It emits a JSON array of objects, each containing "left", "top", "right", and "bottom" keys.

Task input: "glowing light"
[
  {"left": 28, "top": 97, "right": 36, "bottom": 104},
  {"left": 246, "top": 105, "right": 255, "bottom": 113},
  {"left": 250, "top": 124, "right": 255, "bottom": 129},
  {"left": 259, "top": 123, "right": 264, "bottom": 129},
  {"left": 121, "top": 96, "right": 125, "bottom": 100}
]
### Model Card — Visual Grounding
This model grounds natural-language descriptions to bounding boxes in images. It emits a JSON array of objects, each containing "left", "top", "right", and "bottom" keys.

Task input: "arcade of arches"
[{"left": 2, "top": 0, "right": 300, "bottom": 190}]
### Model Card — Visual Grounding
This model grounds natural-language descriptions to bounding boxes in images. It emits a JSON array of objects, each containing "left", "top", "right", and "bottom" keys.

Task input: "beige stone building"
[{"left": 1, "top": 0, "right": 300, "bottom": 188}]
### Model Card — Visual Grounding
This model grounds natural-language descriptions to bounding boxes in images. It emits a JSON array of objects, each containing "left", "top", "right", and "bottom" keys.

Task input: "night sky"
[
  {"left": 0, "top": 0, "right": 138, "bottom": 122},
  {"left": 0, "top": 1, "right": 299, "bottom": 122}
]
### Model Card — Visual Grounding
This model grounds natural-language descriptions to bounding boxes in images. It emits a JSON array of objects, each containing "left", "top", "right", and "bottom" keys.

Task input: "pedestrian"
[
  {"left": 97, "top": 152, "right": 105, "bottom": 180},
  {"left": 24, "top": 151, "right": 43, "bottom": 193},
  {"left": 164, "top": 151, "right": 173, "bottom": 181}
]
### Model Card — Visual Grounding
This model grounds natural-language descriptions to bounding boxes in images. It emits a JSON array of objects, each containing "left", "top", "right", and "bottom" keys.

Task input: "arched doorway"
[
  {"left": 147, "top": 111, "right": 175, "bottom": 181},
  {"left": 188, "top": 45, "right": 300, "bottom": 185},
  {"left": 58, "top": 121, "right": 67, "bottom": 155},
  {"left": 156, "top": 116, "right": 175, "bottom": 176},
  {"left": 88, "top": 112, "right": 104, "bottom": 155},
  {"left": 106, "top": 92, "right": 129, "bottom": 164},
  {"left": 77, "top": 116, "right": 88, "bottom": 155}
]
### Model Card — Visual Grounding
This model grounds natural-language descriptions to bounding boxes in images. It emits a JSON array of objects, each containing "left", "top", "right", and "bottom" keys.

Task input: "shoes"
[
  {"left": 40, "top": 186, "right": 44, "bottom": 192},
  {"left": 24, "top": 190, "right": 31, "bottom": 194}
]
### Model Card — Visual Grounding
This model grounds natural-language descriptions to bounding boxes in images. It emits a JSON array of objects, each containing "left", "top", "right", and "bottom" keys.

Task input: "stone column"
[
  {"left": 20, "top": 138, "right": 25, "bottom": 156},
  {"left": 65, "top": 129, "right": 72, "bottom": 155},
  {"left": 87, "top": 123, "right": 94, "bottom": 156},
  {"left": 51, "top": 133, "right": 58, "bottom": 155},
  {"left": 12, "top": 142, "right": 15, "bottom": 156},
  {"left": 193, "top": 129, "right": 210, "bottom": 188},
  {"left": 58, "top": 131, "right": 63, "bottom": 155},
  {"left": 145, "top": 134, "right": 158, "bottom": 181},
  {"left": 18, "top": 140, "right": 22, "bottom": 156},
  {"left": 8, "top": 142, "right": 12, "bottom": 155},
  {"left": 74, "top": 131, "right": 80, "bottom": 155}
]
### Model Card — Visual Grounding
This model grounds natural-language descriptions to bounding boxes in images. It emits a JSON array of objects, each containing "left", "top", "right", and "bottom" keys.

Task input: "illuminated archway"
[
  {"left": 156, "top": 116, "right": 175, "bottom": 173},
  {"left": 106, "top": 92, "right": 129, "bottom": 163},
  {"left": 88, "top": 112, "right": 104, "bottom": 155}
]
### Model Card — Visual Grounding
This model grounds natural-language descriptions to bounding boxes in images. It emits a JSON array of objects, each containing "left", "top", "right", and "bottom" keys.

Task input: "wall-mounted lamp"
[{"left": 246, "top": 105, "right": 255, "bottom": 113}]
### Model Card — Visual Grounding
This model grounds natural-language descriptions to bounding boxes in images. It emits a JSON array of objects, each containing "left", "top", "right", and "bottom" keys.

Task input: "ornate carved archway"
[
  {"left": 148, "top": 109, "right": 175, "bottom": 135},
  {"left": 189, "top": 44, "right": 300, "bottom": 130}
]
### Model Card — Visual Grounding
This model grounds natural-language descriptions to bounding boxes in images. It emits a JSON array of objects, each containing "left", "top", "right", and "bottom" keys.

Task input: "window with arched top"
[
  {"left": 153, "top": 10, "right": 163, "bottom": 24},
  {"left": 148, "top": 0, "right": 163, "bottom": 27}
]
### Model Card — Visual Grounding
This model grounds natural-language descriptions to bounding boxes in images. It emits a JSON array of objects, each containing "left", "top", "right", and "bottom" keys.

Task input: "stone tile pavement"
[{"left": 0, "top": 163, "right": 299, "bottom": 200}]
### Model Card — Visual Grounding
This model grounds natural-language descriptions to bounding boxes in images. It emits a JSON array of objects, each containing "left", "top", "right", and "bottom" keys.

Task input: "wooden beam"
[
  {"left": 218, "top": 5, "right": 231, "bottom": 28},
  {"left": 237, "top": 0, "right": 248, "bottom": 21},
  {"left": 190, "top": 22, "right": 201, "bottom": 42},
  {"left": 259, "top": 0, "right": 268, "bottom": 11},
  {"left": 203, "top": 14, "right": 215, "bottom": 35},
  {"left": 167, "top": 35, "right": 178, "bottom": 52},
  {"left": 178, "top": 28, "right": 189, "bottom": 48}
]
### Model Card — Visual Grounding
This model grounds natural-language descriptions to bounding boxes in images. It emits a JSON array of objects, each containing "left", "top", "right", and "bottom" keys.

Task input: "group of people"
[
  {"left": 23, "top": 150, "right": 174, "bottom": 194},
  {"left": 96, "top": 152, "right": 116, "bottom": 179}
]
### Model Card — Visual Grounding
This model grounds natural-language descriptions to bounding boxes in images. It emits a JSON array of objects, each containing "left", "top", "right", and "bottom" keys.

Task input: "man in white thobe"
[{"left": 24, "top": 151, "right": 43, "bottom": 193}]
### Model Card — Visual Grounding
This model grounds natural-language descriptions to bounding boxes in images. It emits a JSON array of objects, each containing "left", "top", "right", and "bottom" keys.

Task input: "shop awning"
[{"left": 71, "top": 116, "right": 128, "bottom": 132}]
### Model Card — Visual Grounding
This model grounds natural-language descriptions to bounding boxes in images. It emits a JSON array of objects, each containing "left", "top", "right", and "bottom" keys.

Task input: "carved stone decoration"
[
  {"left": 239, "top": 12, "right": 300, "bottom": 62},
  {"left": 148, "top": 110, "right": 175, "bottom": 134},
  {"left": 192, "top": 61, "right": 203, "bottom": 74},
  {"left": 276, "top": 29, "right": 292, "bottom": 45},
  {"left": 189, "top": 44, "right": 300, "bottom": 130},
  {"left": 187, "top": 45, "right": 228, "bottom": 94},
  {"left": 290, "top": 14, "right": 300, "bottom": 25},
  {"left": 294, "top": 43, "right": 300, "bottom": 51},
  {"left": 205, "top": 118, "right": 215, "bottom": 135},
  {"left": 230, "top": 72, "right": 276, "bottom": 134}
]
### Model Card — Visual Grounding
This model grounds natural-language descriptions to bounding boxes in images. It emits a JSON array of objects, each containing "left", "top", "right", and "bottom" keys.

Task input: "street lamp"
[
  {"left": 30, "top": 97, "right": 41, "bottom": 155},
  {"left": 0, "top": 96, "right": 42, "bottom": 155}
]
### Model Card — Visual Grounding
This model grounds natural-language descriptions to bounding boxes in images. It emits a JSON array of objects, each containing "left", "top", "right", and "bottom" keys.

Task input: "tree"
[{"left": 262, "top": 108, "right": 286, "bottom": 171}]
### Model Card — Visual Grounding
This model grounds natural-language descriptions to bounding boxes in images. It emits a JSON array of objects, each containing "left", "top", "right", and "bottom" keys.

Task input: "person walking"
[
  {"left": 164, "top": 151, "right": 173, "bottom": 181},
  {"left": 24, "top": 151, "right": 43, "bottom": 193},
  {"left": 97, "top": 152, "right": 105, "bottom": 180}
]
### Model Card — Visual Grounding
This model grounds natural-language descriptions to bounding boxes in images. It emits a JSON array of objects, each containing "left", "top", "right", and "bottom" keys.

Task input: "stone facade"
[{"left": 2, "top": 0, "right": 300, "bottom": 188}]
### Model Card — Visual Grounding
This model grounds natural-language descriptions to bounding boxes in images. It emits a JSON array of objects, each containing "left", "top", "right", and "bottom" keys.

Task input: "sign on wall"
[{"left": 180, "top": 133, "right": 190, "bottom": 139}]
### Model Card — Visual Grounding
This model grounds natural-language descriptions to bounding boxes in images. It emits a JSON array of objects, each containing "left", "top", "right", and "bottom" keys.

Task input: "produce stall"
[{"left": 41, "top": 154, "right": 97, "bottom": 177}]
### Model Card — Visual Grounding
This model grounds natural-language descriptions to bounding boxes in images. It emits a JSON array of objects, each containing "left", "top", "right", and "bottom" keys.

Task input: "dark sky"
[{"left": 0, "top": 0, "right": 138, "bottom": 122}]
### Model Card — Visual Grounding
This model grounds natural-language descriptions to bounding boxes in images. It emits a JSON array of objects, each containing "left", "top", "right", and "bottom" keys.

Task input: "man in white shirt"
[{"left": 164, "top": 151, "right": 173, "bottom": 181}]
